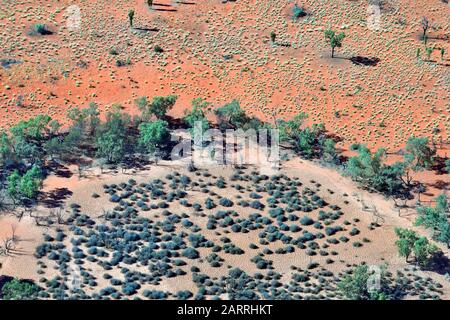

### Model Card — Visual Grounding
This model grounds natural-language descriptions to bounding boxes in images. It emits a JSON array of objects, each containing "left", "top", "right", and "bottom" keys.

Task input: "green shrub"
[
  {"left": 1, "top": 278, "right": 40, "bottom": 300},
  {"left": 300, "top": 216, "right": 314, "bottom": 226},
  {"left": 292, "top": 4, "right": 307, "bottom": 19},
  {"left": 29, "top": 24, "right": 52, "bottom": 35}
]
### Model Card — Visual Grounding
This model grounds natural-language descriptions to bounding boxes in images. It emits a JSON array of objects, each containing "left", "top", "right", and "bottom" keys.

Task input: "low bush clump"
[
  {"left": 182, "top": 247, "right": 200, "bottom": 259},
  {"left": 219, "top": 198, "right": 234, "bottom": 207},
  {"left": 300, "top": 216, "right": 314, "bottom": 226}
]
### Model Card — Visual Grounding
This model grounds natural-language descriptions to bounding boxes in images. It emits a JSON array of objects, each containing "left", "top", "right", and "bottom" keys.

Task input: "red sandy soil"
[{"left": 0, "top": 0, "right": 448, "bottom": 152}]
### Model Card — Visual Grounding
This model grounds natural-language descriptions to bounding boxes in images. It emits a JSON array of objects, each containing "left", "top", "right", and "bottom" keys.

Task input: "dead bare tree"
[
  {"left": 0, "top": 237, "right": 15, "bottom": 256},
  {"left": 30, "top": 208, "right": 52, "bottom": 227},
  {"left": 10, "top": 224, "right": 18, "bottom": 243},
  {"left": 371, "top": 206, "right": 385, "bottom": 226},
  {"left": 357, "top": 193, "right": 371, "bottom": 212},
  {"left": 50, "top": 207, "right": 67, "bottom": 225}
]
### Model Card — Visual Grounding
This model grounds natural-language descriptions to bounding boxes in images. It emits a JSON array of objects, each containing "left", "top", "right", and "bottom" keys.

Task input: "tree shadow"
[
  {"left": 45, "top": 161, "right": 73, "bottom": 178},
  {"left": 427, "top": 179, "right": 450, "bottom": 190},
  {"left": 426, "top": 253, "right": 450, "bottom": 276},
  {"left": 430, "top": 156, "right": 449, "bottom": 175},
  {"left": 424, "top": 35, "right": 449, "bottom": 41},
  {"left": 349, "top": 56, "right": 380, "bottom": 66},
  {"left": 133, "top": 27, "right": 160, "bottom": 32},
  {"left": 0, "top": 276, "right": 14, "bottom": 294},
  {"left": 176, "top": 1, "right": 196, "bottom": 4},
  {"left": 40, "top": 188, "right": 73, "bottom": 208},
  {"left": 153, "top": 8, "right": 178, "bottom": 12},
  {"left": 0, "top": 59, "right": 22, "bottom": 69},
  {"left": 153, "top": 2, "right": 173, "bottom": 6}
]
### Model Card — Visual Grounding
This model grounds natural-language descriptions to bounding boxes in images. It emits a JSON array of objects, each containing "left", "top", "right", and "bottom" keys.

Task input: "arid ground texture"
[{"left": 0, "top": 0, "right": 449, "bottom": 300}]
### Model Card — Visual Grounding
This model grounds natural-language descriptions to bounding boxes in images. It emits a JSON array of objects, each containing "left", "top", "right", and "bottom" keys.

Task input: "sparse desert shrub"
[
  {"left": 122, "top": 282, "right": 140, "bottom": 296},
  {"left": 176, "top": 290, "right": 193, "bottom": 300},
  {"left": 223, "top": 243, "right": 245, "bottom": 255},
  {"left": 205, "top": 198, "right": 216, "bottom": 209},
  {"left": 307, "top": 262, "right": 319, "bottom": 270},
  {"left": 250, "top": 200, "right": 265, "bottom": 210},
  {"left": 300, "top": 216, "right": 314, "bottom": 226},
  {"left": 182, "top": 247, "right": 200, "bottom": 259},
  {"left": 143, "top": 290, "right": 167, "bottom": 299},
  {"left": 29, "top": 24, "right": 52, "bottom": 36},
  {"left": 219, "top": 198, "right": 233, "bottom": 207},
  {"left": 1, "top": 278, "right": 40, "bottom": 300}
]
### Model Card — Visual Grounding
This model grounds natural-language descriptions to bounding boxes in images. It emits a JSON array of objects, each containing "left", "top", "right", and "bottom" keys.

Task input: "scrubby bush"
[
  {"left": 122, "top": 282, "right": 140, "bottom": 296},
  {"left": 29, "top": 24, "right": 52, "bottom": 36},
  {"left": 182, "top": 247, "right": 200, "bottom": 259},
  {"left": 250, "top": 200, "right": 265, "bottom": 210},
  {"left": 219, "top": 198, "right": 233, "bottom": 207},
  {"left": 292, "top": 4, "right": 307, "bottom": 19},
  {"left": 300, "top": 216, "right": 314, "bottom": 226},
  {"left": 176, "top": 290, "right": 193, "bottom": 300},
  {"left": 143, "top": 290, "right": 167, "bottom": 299}
]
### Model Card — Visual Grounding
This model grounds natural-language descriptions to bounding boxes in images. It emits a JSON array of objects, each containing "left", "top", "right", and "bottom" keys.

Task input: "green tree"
[
  {"left": 67, "top": 104, "right": 100, "bottom": 138},
  {"left": 214, "top": 100, "right": 250, "bottom": 130},
  {"left": 445, "top": 158, "right": 450, "bottom": 173},
  {"left": 1, "top": 278, "right": 40, "bottom": 300},
  {"left": 67, "top": 107, "right": 87, "bottom": 129},
  {"left": 413, "top": 236, "right": 440, "bottom": 269},
  {"left": 425, "top": 47, "right": 433, "bottom": 61},
  {"left": 147, "top": 0, "right": 153, "bottom": 7},
  {"left": 270, "top": 31, "right": 276, "bottom": 43},
  {"left": 416, "top": 194, "right": 449, "bottom": 248},
  {"left": 404, "top": 136, "right": 435, "bottom": 179},
  {"left": 9, "top": 114, "right": 51, "bottom": 142},
  {"left": 395, "top": 228, "right": 418, "bottom": 262},
  {"left": 346, "top": 146, "right": 405, "bottom": 197},
  {"left": 292, "top": 4, "right": 306, "bottom": 19},
  {"left": 62, "top": 125, "right": 84, "bottom": 155},
  {"left": 322, "top": 138, "right": 339, "bottom": 164},
  {"left": 128, "top": 9, "right": 135, "bottom": 27},
  {"left": 0, "top": 129, "right": 13, "bottom": 167},
  {"left": 13, "top": 136, "right": 43, "bottom": 166},
  {"left": 337, "top": 264, "right": 388, "bottom": 300},
  {"left": 7, "top": 114, "right": 52, "bottom": 166},
  {"left": 295, "top": 124, "right": 325, "bottom": 159},
  {"left": 7, "top": 166, "right": 42, "bottom": 203},
  {"left": 83, "top": 102, "right": 101, "bottom": 137},
  {"left": 346, "top": 146, "right": 385, "bottom": 186},
  {"left": 44, "top": 137, "right": 64, "bottom": 160},
  {"left": 95, "top": 111, "right": 131, "bottom": 163},
  {"left": 324, "top": 29, "right": 345, "bottom": 58},
  {"left": 138, "top": 120, "right": 170, "bottom": 155},
  {"left": 395, "top": 228, "right": 441, "bottom": 268},
  {"left": 183, "top": 98, "right": 210, "bottom": 137},
  {"left": 276, "top": 113, "right": 308, "bottom": 142},
  {"left": 136, "top": 95, "right": 177, "bottom": 121},
  {"left": 48, "top": 119, "right": 61, "bottom": 135}
]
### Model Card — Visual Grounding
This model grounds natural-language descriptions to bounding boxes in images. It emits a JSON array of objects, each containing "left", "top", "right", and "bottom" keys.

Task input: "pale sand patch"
[{"left": 1, "top": 157, "right": 448, "bottom": 298}]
